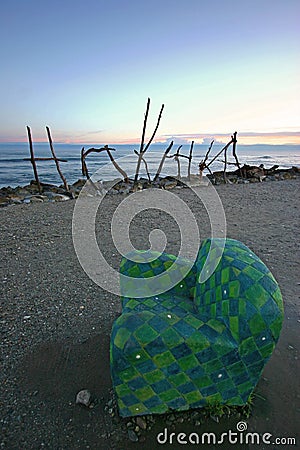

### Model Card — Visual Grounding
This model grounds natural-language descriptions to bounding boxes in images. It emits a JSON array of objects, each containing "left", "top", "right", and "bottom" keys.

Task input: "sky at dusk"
[{"left": 1, "top": 0, "right": 299, "bottom": 145}]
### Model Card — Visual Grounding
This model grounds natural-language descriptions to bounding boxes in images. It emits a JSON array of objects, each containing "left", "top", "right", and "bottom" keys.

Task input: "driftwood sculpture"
[
  {"left": 134, "top": 98, "right": 164, "bottom": 183},
  {"left": 199, "top": 133, "right": 241, "bottom": 183},
  {"left": 25, "top": 99, "right": 243, "bottom": 191},
  {"left": 25, "top": 126, "right": 68, "bottom": 194},
  {"left": 81, "top": 145, "right": 129, "bottom": 182},
  {"left": 166, "top": 143, "right": 195, "bottom": 180}
]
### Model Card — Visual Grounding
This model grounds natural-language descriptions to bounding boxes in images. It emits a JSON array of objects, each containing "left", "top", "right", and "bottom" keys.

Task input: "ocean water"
[{"left": 0, "top": 142, "right": 299, "bottom": 188}]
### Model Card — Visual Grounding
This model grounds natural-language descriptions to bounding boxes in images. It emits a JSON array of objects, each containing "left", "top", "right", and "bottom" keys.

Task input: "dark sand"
[{"left": 1, "top": 179, "right": 299, "bottom": 449}]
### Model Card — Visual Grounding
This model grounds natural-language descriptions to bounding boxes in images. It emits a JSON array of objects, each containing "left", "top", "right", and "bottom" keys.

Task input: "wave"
[{"left": 258, "top": 155, "right": 273, "bottom": 159}]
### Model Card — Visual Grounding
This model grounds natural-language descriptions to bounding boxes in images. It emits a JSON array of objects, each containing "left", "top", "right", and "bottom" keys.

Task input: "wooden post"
[
  {"left": 26, "top": 126, "right": 42, "bottom": 193},
  {"left": 81, "top": 147, "right": 89, "bottom": 179},
  {"left": 231, "top": 132, "right": 242, "bottom": 177},
  {"left": 223, "top": 146, "right": 228, "bottom": 183},
  {"left": 187, "top": 140, "right": 194, "bottom": 180},
  {"left": 46, "top": 126, "right": 69, "bottom": 191},
  {"left": 175, "top": 145, "right": 182, "bottom": 179}
]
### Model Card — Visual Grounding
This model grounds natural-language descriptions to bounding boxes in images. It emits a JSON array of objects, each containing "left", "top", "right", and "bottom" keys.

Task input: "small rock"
[
  {"left": 128, "top": 429, "right": 139, "bottom": 442},
  {"left": 76, "top": 389, "right": 92, "bottom": 407},
  {"left": 136, "top": 416, "right": 147, "bottom": 430},
  {"left": 29, "top": 196, "right": 44, "bottom": 203},
  {"left": 163, "top": 180, "right": 177, "bottom": 190}
]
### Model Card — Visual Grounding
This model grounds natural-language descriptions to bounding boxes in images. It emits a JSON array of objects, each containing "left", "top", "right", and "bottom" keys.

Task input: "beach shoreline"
[{"left": 1, "top": 179, "right": 299, "bottom": 449}]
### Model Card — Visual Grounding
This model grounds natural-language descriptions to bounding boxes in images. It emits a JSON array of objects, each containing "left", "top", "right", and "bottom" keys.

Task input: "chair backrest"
[{"left": 194, "top": 238, "right": 284, "bottom": 344}]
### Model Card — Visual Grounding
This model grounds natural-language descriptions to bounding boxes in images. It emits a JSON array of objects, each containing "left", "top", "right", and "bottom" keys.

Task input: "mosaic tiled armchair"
[{"left": 110, "top": 238, "right": 283, "bottom": 417}]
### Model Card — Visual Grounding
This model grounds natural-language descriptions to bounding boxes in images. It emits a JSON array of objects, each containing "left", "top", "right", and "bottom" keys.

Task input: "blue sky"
[{"left": 0, "top": 0, "right": 299, "bottom": 144}]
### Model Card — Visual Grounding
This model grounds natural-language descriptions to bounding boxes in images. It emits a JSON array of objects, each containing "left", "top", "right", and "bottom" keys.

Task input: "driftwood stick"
[
  {"left": 140, "top": 98, "right": 150, "bottom": 154},
  {"left": 175, "top": 145, "right": 182, "bottom": 179},
  {"left": 187, "top": 141, "right": 194, "bottom": 180},
  {"left": 206, "top": 138, "right": 234, "bottom": 168},
  {"left": 26, "top": 126, "right": 42, "bottom": 193},
  {"left": 206, "top": 165, "right": 215, "bottom": 182},
  {"left": 46, "top": 126, "right": 69, "bottom": 191},
  {"left": 199, "top": 140, "right": 214, "bottom": 179},
  {"left": 135, "top": 98, "right": 151, "bottom": 182},
  {"left": 106, "top": 149, "right": 129, "bottom": 182},
  {"left": 204, "top": 140, "right": 214, "bottom": 164},
  {"left": 81, "top": 147, "right": 89, "bottom": 179},
  {"left": 134, "top": 150, "right": 151, "bottom": 182},
  {"left": 143, "top": 103, "right": 164, "bottom": 152},
  {"left": 23, "top": 157, "right": 68, "bottom": 162},
  {"left": 223, "top": 146, "right": 228, "bottom": 183},
  {"left": 81, "top": 146, "right": 128, "bottom": 182},
  {"left": 231, "top": 131, "right": 242, "bottom": 177},
  {"left": 135, "top": 98, "right": 164, "bottom": 183},
  {"left": 153, "top": 141, "right": 173, "bottom": 181}
]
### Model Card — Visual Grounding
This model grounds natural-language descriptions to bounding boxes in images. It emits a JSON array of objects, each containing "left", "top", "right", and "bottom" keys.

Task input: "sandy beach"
[{"left": 1, "top": 178, "right": 299, "bottom": 449}]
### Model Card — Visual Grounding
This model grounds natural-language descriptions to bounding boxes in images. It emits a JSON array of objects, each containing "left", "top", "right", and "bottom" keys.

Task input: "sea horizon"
[{"left": 1, "top": 142, "right": 300, "bottom": 188}]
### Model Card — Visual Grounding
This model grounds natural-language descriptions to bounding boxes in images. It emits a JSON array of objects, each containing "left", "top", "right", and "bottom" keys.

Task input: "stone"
[
  {"left": 136, "top": 416, "right": 147, "bottom": 430},
  {"left": 127, "top": 429, "right": 139, "bottom": 442},
  {"left": 72, "top": 179, "right": 86, "bottom": 188},
  {"left": 75, "top": 389, "right": 92, "bottom": 407},
  {"left": 163, "top": 180, "right": 177, "bottom": 190},
  {"left": 29, "top": 196, "right": 44, "bottom": 203},
  {"left": 52, "top": 194, "right": 71, "bottom": 202}
]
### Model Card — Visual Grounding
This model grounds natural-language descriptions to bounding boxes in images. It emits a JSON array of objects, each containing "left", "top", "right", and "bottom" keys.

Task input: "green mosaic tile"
[
  {"left": 248, "top": 314, "right": 267, "bottom": 335},
  {"left": 143, "top": 369, "right": 165, "bottom": 383},
  {"left": 135, "top": 386, "right": 156, "bottom": 402},
  {"left": 202, "top": 358, "right": 223, "bottom": 373},
  {"left": 134, "top": 324, "right": 159, "bottom": 344},
  {"left": 178, "top": 354, "right": 199, "bottom": 371},
  {"left": 226, "top": 361, "right": 247, "bottom": 377},
  {"left": 114, "top": 328, "right": 132, "bottom": 350},
  {"left": 184, "top": 390, "right": 203, "bottom": 403},
  {"left": 259, "top": 343, "right": 275, "bottom": 358},
  {"left": 270, "top": 315, "right": 283, "bottom": 338},
  {"left": 229, "top": 280, "right": 240, "bottom": 298},
  {"left": 161, "top": 327, "right": 184, "bottom": 347},
  {"left": 239, "top": 337, "right": 257, "bottom": 356},
  {"left": 153, "top": 351, "right": 176, "bottom": 368},
  {"left": 160, "top": 389, "right": 181, "bottom": 402},
  {"left": 111, "top": 238, "right": 284, "bottom": 417},
  {"left": 169, "top": 372, "right": 190, "bottom": 387},
  {"left": 183, "top": 315, "right": 204, "bottom": 329},
  {"left": 119, "top": 366, "right": 139, "bottom": 383},
  {"left": 245, "top": 284, "right": 269, "bottom": 308},
  {"left": 193, "top": 375, "right": 213, "bottom": 389},
  {"left": 186, "top": 332, "right": 210, "bottom": 353},
  {"left": 229, "top": 316, "right": 239, "bottom": 341}
]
